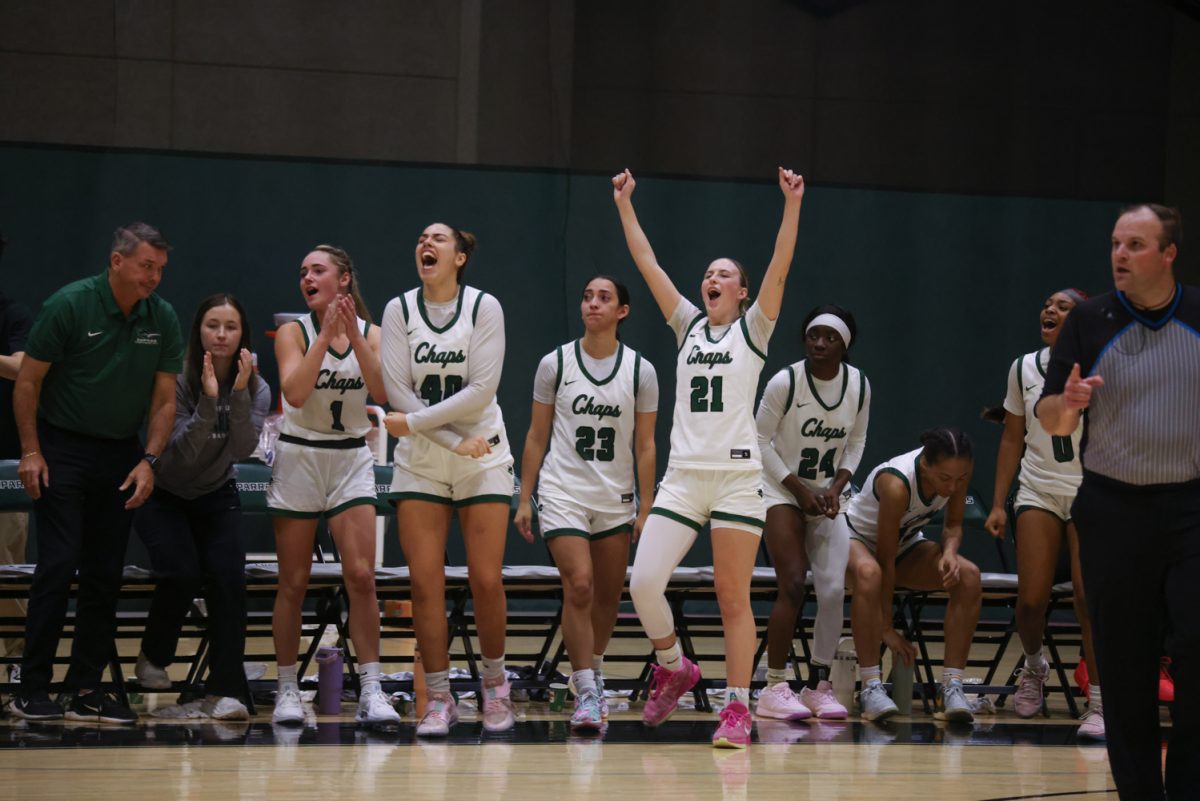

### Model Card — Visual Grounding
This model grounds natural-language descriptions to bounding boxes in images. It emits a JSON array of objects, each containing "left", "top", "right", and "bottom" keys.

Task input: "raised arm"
[
  {"left": 755, "top": 167, "right": 805, "bottom": 321},
  {"left": 612, "top": 169, "right": 683, "bottom": 321}
]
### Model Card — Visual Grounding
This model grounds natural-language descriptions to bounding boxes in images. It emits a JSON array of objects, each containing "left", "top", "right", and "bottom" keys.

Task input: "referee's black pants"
[
  {"left": 1074, "top": 472, "right": 1200, "bottom": 801},
  {"left": 21, "top": 423, "right": 140, "bottom": 694}
]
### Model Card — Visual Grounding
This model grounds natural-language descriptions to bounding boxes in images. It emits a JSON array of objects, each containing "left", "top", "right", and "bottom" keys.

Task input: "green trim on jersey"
[
  {"left": 453, "top": 493, "right": 512, "bottom": 508},
  {"left": 575, "top": 339, "right": 625, "bottom": 386},
  {"left": 266, "top": 507, "right": 322, "bottom": 519},
  {"left": 471, "top": 291, "right": 485, "bottom": 324},
  {"left": 633, "top": 352, "right": 642, "bottom": 402},
  {"left": 873, "top": 467, "right": 910, "bottom": 501},
  {"left": 913, "top": 453, "right": 935, "bottom": 505},
  {"left": 1034, "top": 347, "right": 1049, "bottom": 379},
  {"left": 740, "top": 316, "right": 767, "bottom": 362},
  {"left": 416, "top": 286, "right": 465, "bottom": 333},
  {"left": 326, "top": 497, "right": 378, "bottom": 517},
  {"left": 805, "top": 361, "right": 848, "bottom": 411},
  {"left": 554, "top": 345, "right": 564, "bottom": 392},
  {"left": 399, "top": 294, "right": 410, "bottom": 323},
  {"left": 783, "top": 365, "right": 796, "bottom": 412},
  {"left": 297, "top": 319, "right": 310, "bottom": 351},
  {"left": 857, "top": 370, "right": 867, "bottom": 413},
  {"left": 704, "top": 320, "right": 734, "bottom": 345},
  {"left": 678, "top": 313, "right": 706, "bottom": 354},
  {"left": 308, "top": 311, "right": 362, "bottom": 360},
  {"left": 384, "top": 491, "right": 454, "bottom": 506},
  {"left": 650, "top": 506, "right": 703, "bottom": 532},
  {"left": 711, "top": 510, "right": 765, "bottom": 529},
  {"left": 544, "top": 527, "right": 590, "bottom": 540}
]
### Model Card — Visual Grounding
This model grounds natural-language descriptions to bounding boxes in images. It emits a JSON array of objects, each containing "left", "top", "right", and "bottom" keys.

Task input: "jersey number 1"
[{"left": 689, "top": 376, "right": 725, "bottom": 412}]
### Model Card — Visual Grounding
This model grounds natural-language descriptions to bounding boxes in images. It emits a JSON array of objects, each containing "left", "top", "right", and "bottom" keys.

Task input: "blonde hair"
[{"left": 313, "top": 244, "right": 372, "bottom": 324}]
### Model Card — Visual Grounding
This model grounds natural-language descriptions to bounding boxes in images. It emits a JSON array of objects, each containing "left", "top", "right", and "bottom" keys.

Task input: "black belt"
[{"left": 278, "top": 433, "right": 366, "bottom": 450}]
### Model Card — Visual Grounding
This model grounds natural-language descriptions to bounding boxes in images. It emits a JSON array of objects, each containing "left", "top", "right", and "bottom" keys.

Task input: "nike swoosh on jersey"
[
  {"left": 88, "top": 330, "right": 103, "bottom": 337},
  {"left": 1025, "top": 384, "right": 1038, "bottom": 392},
  {"left": 795, "top": 401, "right": 809, "bottom": 409},
  {"left": 563, "top": 379, "right": 577, "bottom": 385}
]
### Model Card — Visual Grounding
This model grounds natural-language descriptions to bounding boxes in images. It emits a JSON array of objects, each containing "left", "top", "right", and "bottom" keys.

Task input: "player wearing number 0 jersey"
[
  {"left": 613, "top": 166, "right": 806, "bottom": 748},
  {"left": 755, "top": 305, "right": 870, "bottom": 721},
  {"left": 268, "top": 245, "right": 399, "bottom": 727},
  {"left": 381, "top": 223, "right": 517, "bottom": 737},
  {"left": 514, "top": 275, "right": 659, "bottom": 731},
  {"left": 983, "top": 289, "right": 1103, "bottom": 739}
]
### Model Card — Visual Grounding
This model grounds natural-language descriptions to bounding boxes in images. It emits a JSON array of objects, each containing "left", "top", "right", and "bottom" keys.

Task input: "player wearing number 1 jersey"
[
  {"left": 613, "top": 166, "right": 806, "bottom": 748},
  {"left": 380, "top": 223, "right": 517, "bottom": 736},
  {"left": 268, "top": 245, "right": 399, "bottom": 726},
  {"left": 983, "top": 289, "right": 1104, "bottom": 739},
  {"left": 755, "top": 304, "right": 869, "bottom": 722}
]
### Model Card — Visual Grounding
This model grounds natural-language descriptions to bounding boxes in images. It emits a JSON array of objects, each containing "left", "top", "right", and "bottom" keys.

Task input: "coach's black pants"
[
  {"left": 1074, "top": 472, "right": 1200, "bottom": 801},
  {"left": 22, "top": 423, "right": 140, "bottom": 694},
  {"left": 135, "top": 482, "right": 247, "bottom": 698}
]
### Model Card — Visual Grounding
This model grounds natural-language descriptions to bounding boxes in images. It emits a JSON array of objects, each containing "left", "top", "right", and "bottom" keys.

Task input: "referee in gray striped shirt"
[{"left": 1038, "top": 204, "right": 1198, "bottom": 801}]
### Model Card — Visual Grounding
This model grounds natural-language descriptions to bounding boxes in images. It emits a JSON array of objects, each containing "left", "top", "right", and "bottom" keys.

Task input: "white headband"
[{"left": 806, "top": 313, "right": 852, "bottom": 347}]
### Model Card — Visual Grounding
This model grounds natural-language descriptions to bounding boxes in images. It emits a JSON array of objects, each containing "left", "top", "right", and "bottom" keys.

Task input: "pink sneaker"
[
  {"left": 799, "top": 680, "right": 849, "bottom": 720},
  {"left": 481, "top": 678, "right": 516, "bottom": 732},
  {"left": 642, "top": 657, "right": 701, "bottom": 727},
  {"left": 1077, "top": 705, "right": 1105, "bottom": 741},
  {"left": 712, "top": 700, "right": 753, "bottom": 748},
  {"left": 416, "top": 693, "right": 459, "bottom": 737},
  {"left": 755, "top": 682, "right": 812, "bottom": 720}
]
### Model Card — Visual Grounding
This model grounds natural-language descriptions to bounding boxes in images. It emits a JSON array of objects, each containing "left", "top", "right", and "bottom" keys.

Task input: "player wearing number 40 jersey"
[
  {"left": 381, "top": 223, "right": 517, "bottom": 737},
  {"left": 268, "top": 245, "right": 399, "bottom": 727},
  {"left": 983, "top": 289, "right": 1104, "bottom": 740},
  {"left": 613, "top": 166, "right": 806, "bottom": 749}
]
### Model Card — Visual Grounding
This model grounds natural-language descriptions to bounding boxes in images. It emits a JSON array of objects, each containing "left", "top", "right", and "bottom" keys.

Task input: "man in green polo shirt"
[{"left": 8, "top": 222, "right": 183, "bottom": 724}]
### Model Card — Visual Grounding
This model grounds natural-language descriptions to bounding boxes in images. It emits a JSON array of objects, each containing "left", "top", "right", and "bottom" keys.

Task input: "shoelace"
[
  {"left": 719, "top": 705, "right": 750, "bottom": 728},
  {"left": 647, "top": 664, "right": 673, "bottom": 700},
  {"left": 1014, "top": 669, "right": 1043, "bottom": 701}
]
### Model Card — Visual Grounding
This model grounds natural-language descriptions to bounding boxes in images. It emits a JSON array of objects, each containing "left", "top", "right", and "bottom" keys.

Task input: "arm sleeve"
[
  {"left": 1002, "top": 358, "right": 1024, "bottom": 416},
  {"left": 532, "top": 352, "right": 558, "bottom": 405},
  {"left": 744, "top": 302, "right": 777, "bottom": 353},
  {"left": 839, "top": 375, "right": 871, "bottom": 476},
  {"left": 379, "top": 296, "right": 462, "bottom": 451},
  {"left": 635, "top": 357, "right": 659, "bottom": 413},
  {"left": 406, "top": 294, "right": 506, "bottom": 433},
  {"left": 755, "top": 368, "right": 793, "bottom": 485}
]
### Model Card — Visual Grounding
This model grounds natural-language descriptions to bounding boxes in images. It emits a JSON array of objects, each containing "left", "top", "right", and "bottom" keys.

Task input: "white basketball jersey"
[
  {"left": 845, "top": 447, "right": 948, "bottom": 547},
  {"left": 670, "top": 310, "right": 768, "bottom": 470},
  {"left": 767, "top": 360, "right": 868, "bottom": 492},
  {"left": 398, "top": 285, "right": 510, "bottom": 452},
  {"left": 1003, "top": 348, "right": 1083, "bottom": 496},
  {"left": 539, "top": 340, "right": 644, "bottom": 513},
  {"left": 279, "top": 313, "right": 372, "bottom": 440}
]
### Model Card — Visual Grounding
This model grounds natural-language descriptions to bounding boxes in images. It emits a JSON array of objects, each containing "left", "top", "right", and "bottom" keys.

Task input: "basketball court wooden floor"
[{"left": 0, "top": 698, "right": 1150, "bottom": 801}]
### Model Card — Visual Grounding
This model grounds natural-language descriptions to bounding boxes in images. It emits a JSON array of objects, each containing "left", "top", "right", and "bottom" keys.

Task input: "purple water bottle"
[{"left": 316, "top": 646, "right": 344, "bottom": 715}]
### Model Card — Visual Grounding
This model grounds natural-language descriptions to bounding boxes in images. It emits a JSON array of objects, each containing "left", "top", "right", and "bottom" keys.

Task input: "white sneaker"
[
  {"left": 356, "top": 688, "right": 401, "bottom": 724},
  {"left": 858, "top": 683, "right": 899, "bottom": 721},
  {"left": 202, "top": 695, "right": 249, "bottom": 721},
  {"left": 135, "top": 653, "right": 172, "bottom": 690},
  {"left": 7, "top": 663, "right": 20, "bottom": 684},
  {"left": 755, "top": 682, "right": 812, "bottom": 720},
  {"left": 272, "top": 686, "right": 305, "bottom": 725},
  {"left": 1077, "top": 704, "right": 1105, "bottom": 741},
  {"left": 935, "top": 682, "right": 975, "bottom": 723}
]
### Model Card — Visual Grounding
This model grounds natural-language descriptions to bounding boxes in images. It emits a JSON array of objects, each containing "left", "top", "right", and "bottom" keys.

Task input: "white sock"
[
  {"left": 592, "top": 654, "right": 605, "bottom": 685},
  {"left": 942, "top": 667, "right": 964, "bottom": 686},
  {"left": 1089, "top": 684, "right": 1102, "bottom": 711},
  {"left": 725, "top": 687, "right": 750, "bottom": 707},
  {"left": 766, "top": 666, "right": 789, "bottom": 686},
  {"left": 572, "top": 668, "right": 597, "bottom": 695},
  {"left": 358, "top": 661, "right": 381, "bottom": 694},
  {"left": 426, "top": 669, "right": 451, "bottom": 696},
  {"left": 277, "top": 664, "right": 298, "bottom": 692},
  {"left": 481, "top": 654, "right": 506, "bottom": 683},
  {"left": 1024, "top": 649, "right": 1047, "bottom": 670},
  {"left": 656, "top": 643, "right": 683, "bottom": 672},
  {"left": 860, "top": 665, "right": 882, "bottom": 686}
]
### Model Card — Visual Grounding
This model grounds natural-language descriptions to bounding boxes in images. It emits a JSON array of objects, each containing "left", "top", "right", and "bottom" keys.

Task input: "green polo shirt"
[{"left": 25, "top": 271, "right": 184, "bottom": 439}]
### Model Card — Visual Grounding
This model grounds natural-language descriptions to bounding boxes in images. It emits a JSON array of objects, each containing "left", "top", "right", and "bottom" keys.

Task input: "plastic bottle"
[{"left": 316, "top": 646, "right": 344, "bottom": 715}]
